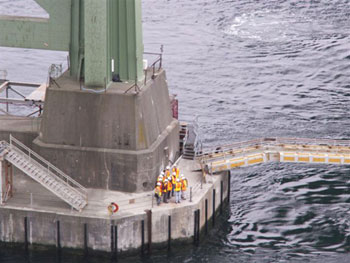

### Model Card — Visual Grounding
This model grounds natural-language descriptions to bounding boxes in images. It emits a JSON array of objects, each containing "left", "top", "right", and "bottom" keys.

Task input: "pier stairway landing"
[
  {"left": 0, "top": 135, "right": 87, "bottom": 211},
  {"left": 198, "top": 137, "right": 350, "bottom": 174}
]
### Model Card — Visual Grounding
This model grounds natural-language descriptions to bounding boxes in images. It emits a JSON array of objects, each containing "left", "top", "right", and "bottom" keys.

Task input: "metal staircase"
[
  {"left": 182, "top": 116, "right": 202, "bottom": 160},
  {"left": 0, "top": 135, "right": 87, "bottom": 211}
]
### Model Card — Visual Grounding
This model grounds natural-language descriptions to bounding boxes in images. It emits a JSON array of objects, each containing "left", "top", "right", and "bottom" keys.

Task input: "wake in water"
[{"left": 223, "top": 10, "right": 316, "bottom": 42}]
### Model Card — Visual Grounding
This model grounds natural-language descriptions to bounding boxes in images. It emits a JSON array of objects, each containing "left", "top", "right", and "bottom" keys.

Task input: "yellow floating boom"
[{"left": 197, "top": 137, "right": 350, "bottom": 174}]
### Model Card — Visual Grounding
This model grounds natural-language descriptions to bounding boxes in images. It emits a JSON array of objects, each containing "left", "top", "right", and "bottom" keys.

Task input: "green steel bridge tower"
[
  {"left": 0, "top": 0, "right": 144, "bottom": 86},
  {"left": 0, "top": 0, "right": 179, "bottom": 193}
]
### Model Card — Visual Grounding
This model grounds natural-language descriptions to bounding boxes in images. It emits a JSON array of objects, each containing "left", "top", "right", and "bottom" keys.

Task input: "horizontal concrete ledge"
[{"left": 34, "top": 119, "right": 179, "bottom": 155}]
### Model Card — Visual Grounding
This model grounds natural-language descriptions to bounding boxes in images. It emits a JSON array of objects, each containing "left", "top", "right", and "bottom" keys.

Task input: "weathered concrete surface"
[
  {"left": 0, "top": 158, "right": 229, "bottom": 253},
  {"left": 39, "top": 69, "right": 175, "bottom": 151},
  {"left": 0, "top": 116, "right": 40, "bottom": 148},
  {"left": 32, "top": 69, "right": 179, "bottom": 192}
]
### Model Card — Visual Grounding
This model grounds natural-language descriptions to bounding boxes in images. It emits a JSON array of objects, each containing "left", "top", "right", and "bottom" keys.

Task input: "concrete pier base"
[
  {"left": 33, "top": 69, "right": 179, "bottom": 192},
  {"left": 0, "top": 159, "right": 229, "bottom": 254}
]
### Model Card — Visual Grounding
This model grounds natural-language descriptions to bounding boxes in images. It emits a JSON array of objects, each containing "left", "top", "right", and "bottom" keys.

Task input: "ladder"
[{"left": 0, "top": 135, "right": 87, "bottom": 211}]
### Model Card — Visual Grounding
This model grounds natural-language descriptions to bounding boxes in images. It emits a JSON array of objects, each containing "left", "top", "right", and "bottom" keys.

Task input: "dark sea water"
[{"left": 1, "top": 0, "right": 350, "bottom": 262}]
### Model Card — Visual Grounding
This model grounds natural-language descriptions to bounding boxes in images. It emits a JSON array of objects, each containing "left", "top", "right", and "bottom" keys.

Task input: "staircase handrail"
[
  {"left": 9, "top": 135, "right": 87, "bottom": 198},
  {"left": 10, "top": 143, "right": 87, "bottom": 200}
]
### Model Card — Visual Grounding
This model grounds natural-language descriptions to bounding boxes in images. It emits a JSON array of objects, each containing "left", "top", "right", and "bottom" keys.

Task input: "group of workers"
[{"left": 154, "top": 165, "right": 188, "bottom": 205}]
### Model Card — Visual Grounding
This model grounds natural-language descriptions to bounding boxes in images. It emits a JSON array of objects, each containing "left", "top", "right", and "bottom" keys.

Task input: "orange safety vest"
[
  {"left": 155, "top": 186, "right": 162, "bottom": 196},
  {"left": 167, "top": 181, "right": 172, "bottom": 191},
  {"left": 163, "top": 182, "right": 168, "bottom": 192},
  {"left": 181, "top": 179, "right": 188, "bottom": 191},
  {"left": 165, "top": 170, "right": 170, "bottom": 177},
  {"left": 175, "top": 182, "right": 182, "bottom": 192}
]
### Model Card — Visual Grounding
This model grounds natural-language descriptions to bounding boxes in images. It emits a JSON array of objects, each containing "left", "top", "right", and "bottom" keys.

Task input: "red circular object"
[{"left": 111, "top": 202, "right": 119, "bottom": 213}]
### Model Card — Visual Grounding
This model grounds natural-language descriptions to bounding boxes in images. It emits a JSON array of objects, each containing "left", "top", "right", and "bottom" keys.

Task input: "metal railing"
[
  {"left": 0, "top": 81, "right": 44, "bottom": 117},
  {"left": 198, "top": 137, "right": 350, "bottom": 158},
  {"left": 9, "top": 135, "right": 87, "bottom": 200},
  {"left": 193, "top": 115, "right": 203, "bottom": 156},
  {"left": 143, "top": 51, "right": 163, "bottom": 85}
]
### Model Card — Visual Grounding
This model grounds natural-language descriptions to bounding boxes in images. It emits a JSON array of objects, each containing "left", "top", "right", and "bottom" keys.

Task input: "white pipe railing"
[
  {"left": 198, "top": 137, "right": 350, "bottom": 157},
  {"left": 9, "top": 135, "right": 87, "bottom": 199}
]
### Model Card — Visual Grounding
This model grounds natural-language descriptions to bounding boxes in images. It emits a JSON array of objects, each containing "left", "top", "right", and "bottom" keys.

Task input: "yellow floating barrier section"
[{"left": 197, "top": 137, "right": 350, "bottom": 174}]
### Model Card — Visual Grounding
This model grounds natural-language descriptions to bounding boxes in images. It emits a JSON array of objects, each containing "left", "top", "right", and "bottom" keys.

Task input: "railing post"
[
  {"left": 190, "top": 187, "right": 193, "bottom": 202},
  {"left": 6, "top": 86, "right": 9, "bottom": 113}
]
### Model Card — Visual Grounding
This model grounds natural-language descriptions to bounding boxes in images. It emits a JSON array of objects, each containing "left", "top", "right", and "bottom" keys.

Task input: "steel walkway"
[
  {"left": 197, "top": 137, "right": 350, "bottom": 174},
  {"left": 0, "top": 135, "right": 87, "bottom": 211}
]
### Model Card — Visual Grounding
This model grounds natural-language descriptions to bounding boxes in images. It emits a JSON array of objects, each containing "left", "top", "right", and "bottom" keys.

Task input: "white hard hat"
[
  {"left": 164, "top": 179, "right": 168, "bottom": 182},
  {"left": 172, "top": 172, "right": 176, "bottom": 175},
  {"left": 166, "top": 166, "right": 170, "bottom": 169},
  {"left": 168, "top": 177, "right": 172, "bottom": 180},
  {"left": 161, "top": 171, "right": 165, "bottom": 175},
  {"left": 176, "top": 178, "right": 180, "bottom": 182},
  {"left": 157, "top": 182, "right": 161, "bottom": 186}
]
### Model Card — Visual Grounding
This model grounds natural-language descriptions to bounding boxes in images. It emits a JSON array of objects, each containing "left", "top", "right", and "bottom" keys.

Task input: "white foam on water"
[{"left": 223, "top": 10, "right": 310, "bottom": 42}]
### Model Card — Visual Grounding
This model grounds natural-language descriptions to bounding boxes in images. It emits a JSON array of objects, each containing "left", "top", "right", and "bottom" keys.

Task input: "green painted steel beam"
[
  {"left": 108, "top": 0, "right": 144, "bottom": 82},
  {"left": 84, "top": 0, "right": 107, "bottom": 86},
  {"left": 0, "top": 0, "right": 71, "bottom": 51},
  {"left": 0, "top": 0, "right": 144, "bottom": 87}
]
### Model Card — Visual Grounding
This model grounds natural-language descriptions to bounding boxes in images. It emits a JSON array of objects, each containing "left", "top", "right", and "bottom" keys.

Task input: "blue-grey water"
[{"left": 1, "top": 0, "right": 350, "bottom": 262}]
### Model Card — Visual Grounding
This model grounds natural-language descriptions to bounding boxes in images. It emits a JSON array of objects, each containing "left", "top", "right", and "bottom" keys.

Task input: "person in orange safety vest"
[
  {"left": 174, "top": 178, "right": 182, "bottom": 204},
  {"left": 180, "top": 174, "right": 188, "bottom": 200},
  {"left": 171, "top": 171, "right": 176, "bottom": 196},
  {"left": 154, "top": 182, "right": 162, "bottom": 205},
  {"left": 163, "top": 179, "right": 169, "bottom": 203},
  {"left": 167, "top": 176, "right": 173, "bottom": 199},
  {"left": 173, "top": 165, "right": 180, "bottom": 179},
  {"left": 165, "top": 166, "right": 171, "bottom": 178}
]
